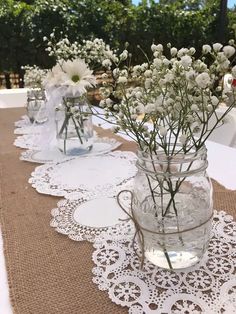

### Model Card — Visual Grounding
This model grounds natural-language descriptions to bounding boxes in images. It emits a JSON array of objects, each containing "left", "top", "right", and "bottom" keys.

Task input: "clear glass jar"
[
  {"left": 55, "top": 96, "right": 93, "bottom": 156},
  {"left": 132, "top": 146, "right": 213, "bottom": 270},
  {"left": 26, "top": 89, "right": 47, "bottom": 124}
]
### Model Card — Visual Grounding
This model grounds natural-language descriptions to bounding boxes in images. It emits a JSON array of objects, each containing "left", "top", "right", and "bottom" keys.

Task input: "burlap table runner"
[{"left": 0, "top": 108, "right": 235, "bottom": 314}]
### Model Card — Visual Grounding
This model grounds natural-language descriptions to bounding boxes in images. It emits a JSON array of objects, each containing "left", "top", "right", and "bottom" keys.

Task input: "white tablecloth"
[{"left": 0, "top": 88, "right": 28, "bottom": 108}]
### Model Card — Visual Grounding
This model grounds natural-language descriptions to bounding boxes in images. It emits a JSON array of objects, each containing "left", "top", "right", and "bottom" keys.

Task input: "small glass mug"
[{"left": 26, "top": 89, "right": 47, "bottom": 124}]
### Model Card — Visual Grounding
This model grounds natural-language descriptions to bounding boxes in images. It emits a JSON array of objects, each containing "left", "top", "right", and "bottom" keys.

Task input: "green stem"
[
  {"left": 71, "top": 115, "right": 84, "bottom": 144},
  {"left": 64, "top": 123, "right": 67, "bottom": 154}
]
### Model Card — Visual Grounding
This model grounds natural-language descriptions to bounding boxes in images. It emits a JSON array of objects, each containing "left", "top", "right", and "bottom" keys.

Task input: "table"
[
  {"left": 0, "top": 108, "right": 236, "bottom": 314},
  {"left": 0, "top": 89, "right": 28, "bottom": 108}
]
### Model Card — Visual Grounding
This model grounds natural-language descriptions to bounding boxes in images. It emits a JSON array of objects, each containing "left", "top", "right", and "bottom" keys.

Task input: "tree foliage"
[{"left": 0, "top": 0, "right": 235, "bottom": 72}]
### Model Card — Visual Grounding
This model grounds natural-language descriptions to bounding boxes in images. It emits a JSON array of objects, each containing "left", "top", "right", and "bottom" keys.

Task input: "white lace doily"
[
  {"left": 50, "top": 193, "right": 132, "bottom": 242},
  {"left": 14, "top": 123, "right": 45, "bottom": 135},
  {"left": 29, "top": 151, "right": 137, "bottom": 198},
  {"left": 92, "top": 210, "right": 236, "bottom": 314},
  {"left": 14, "top": 134, "right": 41, "bottom": 149},
  {"left": 20, "top": 148, "right": 69, "bottom": 163},
  {"left": 20, "top": 137, "right": 122, "bottom": 164},
  {"left": 14, "top": 115, "right": 30, "bottom": 128}
]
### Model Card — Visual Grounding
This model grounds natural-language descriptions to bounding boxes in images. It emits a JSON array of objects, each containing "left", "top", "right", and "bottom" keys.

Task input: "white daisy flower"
[{"left": 60, "top": 59, "right": 96, "bottom": 96}]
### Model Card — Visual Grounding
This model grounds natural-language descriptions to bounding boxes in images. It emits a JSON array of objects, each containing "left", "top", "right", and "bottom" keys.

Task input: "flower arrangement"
[
  {"left": 43, "top": 58, "right": 96, "bottom": 155},
  {"left": 44, "top": 33, "right": 117, "bottom": 70},
  {"left": 22, "top": 65, "right": 48, "bottom": 90},
  {"left": 97, "top": 41, "right": 236, "bottom": 269},
  {"left": 22, "top": 65, "right": 48, "bottom": 123},
  {"left": 98, "top": 42, "right": 236, "bottom": 154}
]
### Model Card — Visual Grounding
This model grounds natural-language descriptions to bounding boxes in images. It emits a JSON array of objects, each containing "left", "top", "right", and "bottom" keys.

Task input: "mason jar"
[
  {"left": 55, "top": 96, "right": 93, "bottom": 156},
  {"left": 26, "top": 89, "right": 47, "bottom": 124},
  {"left": 132, "top": 145, "right": 213, "bottom": 270}
]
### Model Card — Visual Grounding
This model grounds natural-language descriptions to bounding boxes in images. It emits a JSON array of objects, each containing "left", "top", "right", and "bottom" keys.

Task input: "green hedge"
[{"left": 0, "top": 0, "right": 235, "bottom": 73}]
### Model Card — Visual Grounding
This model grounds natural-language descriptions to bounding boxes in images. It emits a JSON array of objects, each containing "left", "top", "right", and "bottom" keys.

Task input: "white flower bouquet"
[
  {"left": 43, "top": 58, "right": 96, "bottom": 155},
  {"left": 98, "top": 42, "right": 236, "bottom": 154},
  {"left": 44, "top": 34, "right": 117, "bottom": 71},
  {"left": 97, "top": 41, "right": 236, "bottom": 269},
  {"left": 22, "top": 65, "right": 48, "bottom": 90},
  {"left": 22, "top": 65, "right": 48, "bottom": 123}
]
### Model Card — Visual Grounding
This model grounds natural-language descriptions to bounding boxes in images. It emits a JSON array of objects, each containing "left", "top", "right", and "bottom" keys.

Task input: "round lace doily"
[
  {"left": 20, "top": 148, "right": 68, "bottom": 164},
  {"left": 50, "top": 192, "right": 132, "bottom": 242},
  {"left": 14, "top": 134, "right": 41, "bottom": 149},
  {"left": 14, "top": 115, "right": 30, "bottom": 128},
  {"left": 14, "top": 123, "right": 44, "bottom": 135},
  {"left": 20, "top": 137, "right": 122, "bottom": 164},
  {"left": 29, "top": 151, "right": 137, "bottom": 198},
  {"left": 92, "top": 210, "right": 236, "bottom": 314}
]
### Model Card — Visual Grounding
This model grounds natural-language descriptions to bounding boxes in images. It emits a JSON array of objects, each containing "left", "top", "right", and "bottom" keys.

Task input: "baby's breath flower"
[
  {"left": 145, "top": 78, "right": 152, "bottom": 89},
  {"left": 223, "top": 45, "right": 236, "bottom": 58},
  {"left": 153, "top": 58, "right": 162, "bottom": 68},
  {"left": 189, "top": 47, "right": 196, "bottom": 55},
  {"left": 144, "top": 70, "right": 152, "bottom": 78},
  {"left": 195, "top": 72, "right": 211, "bottom": 89},
  {"left": 164, "top": 73, "right": 174, "bottom": 83},
  {"left": 151, "top": 44, "right": 158, "bottom": 52},
  {"left": 156, "top": 44, "right": 163, "bottom": 52},
  {"left": 207, "top": 104, "right": 213, "bottom": 112},
  {"left": 102, "top": 59, "right": 112, "bottom": 69},
  {"left": 113, "top": 68, "right": 120, "bottom": 78},
  {"left": 177, "top": 48, "right": 188, "bottom": 58},
  {"left": 133, "top": 65, "right": 142, "bottom": 75},
  {"left": 159, "top": 126, "right": 167, "bottom": 137},
  {"left": 120, "top": 69, "right": 128, "bottom": 77},
  {"left": 202, "top": 45, "right": 211, "bottom": 54},
  {"left": 119, "top": 50, "right": 128, "bottom": 60},
  {"left": 141, "top": 63, "right": 149, "bottom": 71},
  {"left": 186, "top": 69, "right": 196, "bottom": 81},
  {"left": 163, "top": 58, "right": 170, "bottom": 66},
  {"left": 211, "top": 96, "right": 219, "bottom": 107},
  {"left": 180, "top": 55, "right": 192, "bottom": 69},
  {"left": 117, "top": 76, "right": 127, "bottom": 84},
  {"left": 213, "top": 43, "right": 223, "bottom": 52}
]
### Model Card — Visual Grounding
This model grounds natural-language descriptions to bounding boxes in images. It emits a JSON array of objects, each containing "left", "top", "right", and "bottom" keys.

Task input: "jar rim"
[
  {"left": 136, "top": 145, "right": 208, "bottom": 177},
  {"left": 137, "top": 144, "right": 207, "bottom": 164}
]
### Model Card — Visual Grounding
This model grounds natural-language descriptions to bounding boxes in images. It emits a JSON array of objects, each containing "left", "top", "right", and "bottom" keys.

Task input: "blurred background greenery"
[{"left": 0, "top": 0, "right": 235, "bottom": 81}]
